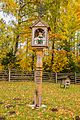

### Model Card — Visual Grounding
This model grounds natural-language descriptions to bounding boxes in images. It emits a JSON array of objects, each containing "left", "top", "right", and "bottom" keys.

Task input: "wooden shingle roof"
[{"left": 30, "top": 18, "right": 50, "bottom": 30}]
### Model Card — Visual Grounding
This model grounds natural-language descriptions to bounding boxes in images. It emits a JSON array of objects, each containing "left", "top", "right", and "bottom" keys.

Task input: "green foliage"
[{"left": 1, "top": 49, "right": 20, "bottom": 69}]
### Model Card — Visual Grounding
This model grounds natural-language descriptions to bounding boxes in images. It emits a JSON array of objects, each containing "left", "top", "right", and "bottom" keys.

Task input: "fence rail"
[
  {"left": 0, "top": 70, "right": 8, "bottom": 81},
  {"left": 0, "top": 69, "right": 80, "bottom": 84}
]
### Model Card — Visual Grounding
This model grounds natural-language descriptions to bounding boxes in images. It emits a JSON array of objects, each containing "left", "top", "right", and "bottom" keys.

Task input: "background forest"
[{"left": 0, "top": 0, "right": 80, "bottom": 73}]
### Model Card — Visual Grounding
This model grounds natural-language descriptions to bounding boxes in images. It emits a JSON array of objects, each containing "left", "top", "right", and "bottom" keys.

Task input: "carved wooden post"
[{"left": 34, "top": 49, "right": 43, "bottom": 107}]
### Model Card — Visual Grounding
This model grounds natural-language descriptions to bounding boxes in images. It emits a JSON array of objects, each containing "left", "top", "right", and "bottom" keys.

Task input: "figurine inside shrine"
[{"left": 34, "top": 28, "right": 45, "bottom": 45}]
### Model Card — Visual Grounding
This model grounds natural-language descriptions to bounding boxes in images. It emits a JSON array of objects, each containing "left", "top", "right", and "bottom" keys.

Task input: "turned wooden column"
[{"left": 34, "top": 48, "right": 43, "bottom": 107}]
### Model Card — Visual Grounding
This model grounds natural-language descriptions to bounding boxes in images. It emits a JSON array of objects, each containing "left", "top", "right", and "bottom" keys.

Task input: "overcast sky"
[{"left": 0, "top": 10, "right": 16, "bottom": 25}]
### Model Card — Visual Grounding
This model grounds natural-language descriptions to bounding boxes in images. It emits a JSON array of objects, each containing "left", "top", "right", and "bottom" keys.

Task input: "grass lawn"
[{"left": 0, "top": 81, "right": 80, "bottom": 120}]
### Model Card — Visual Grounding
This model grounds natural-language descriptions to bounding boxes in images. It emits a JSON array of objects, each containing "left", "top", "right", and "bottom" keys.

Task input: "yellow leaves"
[
  {"left": 28, "top": 0, "right": 40, "bottom": 5},
  {"left": 2, "top": 0, "right": 17, "bottom": 8},
  {"left": 7, "top": 0, "right": 17, "bottom": 8},
  {"left": 19, "top": 25, "right": 31, "bottom": 40},
  {"left": 52, "top": 50, "right": 68, "bottom": 72},
  {"left": 19, "top": 57, "right": 31, "bottom": 71},
  {"left": 57, "top": 107, "right": 74, "bottom": 118},
  {"left": 0, "top": 63, "right": 3, "bottom": 70},
  {"left": 17, "top": 48, "right": 32, "bottom": 71},
  {"left": 28, "top": 17, "right": 36, "bottom": 22},
  {"left": 49, "top": 32, "right": 67, "bottom": 40},
  {"left": 75, "top": 3, "right": 80, "bottom": 24},
  {"left": 22, "top": 28, "right": 30, "bottom": 33},
  {"left": 20, "top": 32, "right": 31, "bottom": 40}
]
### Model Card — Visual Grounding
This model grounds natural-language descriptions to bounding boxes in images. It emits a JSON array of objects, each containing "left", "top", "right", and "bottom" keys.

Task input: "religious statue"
[{"left": 34, "top": 31, "right": 45, "bottom": 45}]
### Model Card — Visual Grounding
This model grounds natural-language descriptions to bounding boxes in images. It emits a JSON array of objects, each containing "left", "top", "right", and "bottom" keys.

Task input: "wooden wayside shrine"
[{"left": 30, "top": 18, "right": 50, "bottom": 108}]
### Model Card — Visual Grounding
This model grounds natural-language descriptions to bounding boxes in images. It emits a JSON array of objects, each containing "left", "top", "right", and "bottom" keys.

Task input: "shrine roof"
[{"left": 30, "top": 18, "right": 50, "bottom": 30}]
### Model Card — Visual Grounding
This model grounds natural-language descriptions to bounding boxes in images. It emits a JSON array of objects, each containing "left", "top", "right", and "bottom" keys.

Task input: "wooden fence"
[{"left": 0, "top": 69, "right": 80, "bottom": 84}]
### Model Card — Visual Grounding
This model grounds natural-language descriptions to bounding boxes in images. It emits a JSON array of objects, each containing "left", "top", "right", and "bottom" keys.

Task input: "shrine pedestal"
[{"left": 34, "top": 49, "right": 43, "bottom": 108}]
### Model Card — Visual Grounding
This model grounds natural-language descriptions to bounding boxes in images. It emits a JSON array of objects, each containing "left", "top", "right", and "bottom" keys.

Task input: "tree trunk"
[{"left": 14, "top": 35, "right": 19, "bottom": 54}]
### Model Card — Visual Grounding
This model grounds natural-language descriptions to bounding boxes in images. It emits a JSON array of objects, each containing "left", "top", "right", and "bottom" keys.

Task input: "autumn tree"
[
  {"left": 0, "top": 18, "right": 15, "bottom": 70},
  {"left": 0, "top": 0, "right": 80, "bottom": 72},
  {"left": 1, "top": 0, "right": 37, "bottom": 70}
]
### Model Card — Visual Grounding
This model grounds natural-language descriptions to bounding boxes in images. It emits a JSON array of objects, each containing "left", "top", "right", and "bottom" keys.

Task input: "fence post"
[
  {"left": 49, "top": 72, "right": 51, "bottom": 81},
  {"left": 74, "top": 72, "right": 76, "bottom": 84},
  {"left": 9, "top": 68, "right": 11, "bottom": 82},
  {"left": 55, "top": 73, "right": 57, "bottom": 83}
]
